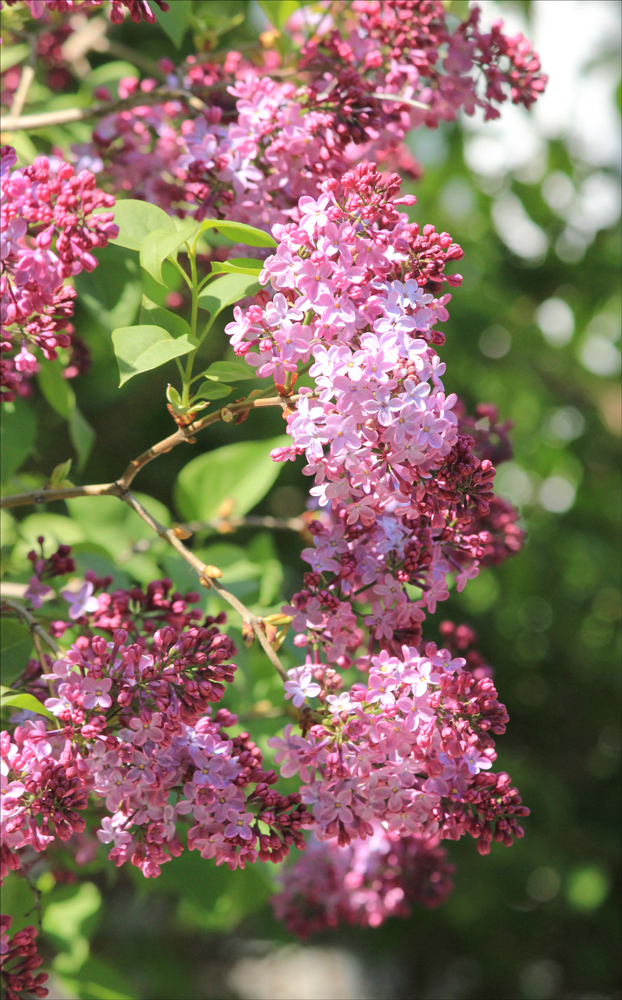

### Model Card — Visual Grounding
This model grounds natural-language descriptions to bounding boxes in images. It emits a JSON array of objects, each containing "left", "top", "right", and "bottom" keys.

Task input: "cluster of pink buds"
[
  {"left": 1, "top": 569, "right": 312, "bottom": 885},
  {"left": 302, "top": 1, "right": 547, "bottom": 127},
  {"left": 0, "top": 145, "right": 118, "bottom": 402},
  {"left": 1, "top": 0, "right": 169, "bottom": 23},
  {"left": 0, "top": 916, "right": 48, "bottom": 1000},
  {"left": 272, "top": 823, "right": 454, "bottom": 936}
]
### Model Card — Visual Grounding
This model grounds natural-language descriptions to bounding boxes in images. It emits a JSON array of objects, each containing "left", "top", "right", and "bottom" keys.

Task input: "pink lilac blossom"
[
  {"left": 86, "top": 2, "right": 545, "bottom": 231},
  {"left": 267, "top": 644, "right": 526, "bottom": 855},
  {"left": 225, "top": 164, "right": 508, "bottom": 651},
  {"left": 272, "top": 823, "right": 454, "bottom": 936},
  {"left": 0, "top": 145, "right": 118, "bottom": 402},
  {"left": 1, "top": 573, "right": 312, "bottom": 887}
]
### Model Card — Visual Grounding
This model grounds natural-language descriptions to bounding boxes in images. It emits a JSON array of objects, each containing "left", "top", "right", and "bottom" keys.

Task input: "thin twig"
[
  {"left": 1, "top": 598, "right": 60, "bottom": 657},
  {"left": 195, "top": 513, "right": 308, "bottom": 533},
  {"left": 32, "top": 634, "right": 55, "bottom": 698},
  {"left": 372, "top": 92, "right": 431, "bottom": 111},
  {"left": 0, "top": 393, "right": 300, "bottom": 510},
  {"left": 9, "top": 64, "right": 36, "bottom": 120},
  {"left": 1, "top": 86, "right": 211, "bottom": 131},
  {"left": 0, "top": 482, "right": 119, "bottom": 510},
  {"left": 117, "top": 393, "right": 299, "bottom": 488},
  {"left": 120, "top": 490, "right": 288, "bottom": 682},
  {"left": 2, "top": 599, "right": 59, "bottom": 694}
]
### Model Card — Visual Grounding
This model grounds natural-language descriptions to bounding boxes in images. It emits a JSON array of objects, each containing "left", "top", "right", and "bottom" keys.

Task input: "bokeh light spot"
[
  {"left": 536, "top": 297, "right": 575, "bottom": 346},
  {"left": 527, "top": 868, "right": 561, "bottom": 902},
  {"left": 565, "top": 866, "right": 610, "bottom": 911}
]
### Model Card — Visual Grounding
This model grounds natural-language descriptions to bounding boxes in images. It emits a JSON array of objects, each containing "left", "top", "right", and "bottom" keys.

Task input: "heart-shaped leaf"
[
  {"left": 112, "top": 325, "right": 194, "bottom": 386},
  {"left": 174, "top": 436, "right": 290, "bottom": 522},
  {"left": 140, "top": 220, "right": 199, "bottom": 285},
  {"left": 140, "top": 297, "right": 191, "bottom": 338},
  {"left": 202, "top": 360, "right": 256, "bottom": 382},
  {"left": 198, "top": 273, "right": 260, "bottom": 318},
  {"left": 110, "top": 200, "right": 176, "bottom": 251},
  {"left": 199, "top": 219, "right": 276, "bottom": 248},
  {"left": 192, "top": 382, "right": 233, "bottom": 401}
]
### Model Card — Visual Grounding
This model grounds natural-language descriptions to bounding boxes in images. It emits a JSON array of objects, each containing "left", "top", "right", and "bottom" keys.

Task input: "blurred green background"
[{"left": 1, "top": 1, "right": 620, "bottom": 998}]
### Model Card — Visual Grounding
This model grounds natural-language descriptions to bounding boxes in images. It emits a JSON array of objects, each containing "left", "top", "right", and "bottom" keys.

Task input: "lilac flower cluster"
[
  {"left": 272, "top": 823, "right": 454, "bottom": 937},
  {"left": 226, "top": 164, "right": 502, "bottom": 649},
  {"left": 1, "top": 0, "right": 169, "bottom": 23},
  {"left": 87, "top": 1, "right": 545, "bottom": 230},
  {"left": 1, "top": 572, "right": 311, "bottom": 886},
  {"left": 1, "top": 145, "right": 118, "bottom": 402},
  {"left": 269, "top": 643, "right": 527, "bottom": 855}
]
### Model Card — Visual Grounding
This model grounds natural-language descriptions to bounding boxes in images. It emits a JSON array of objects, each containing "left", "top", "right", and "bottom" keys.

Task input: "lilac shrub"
[{"left": 0, "top": 1, "right": 547, "bottom": 991}]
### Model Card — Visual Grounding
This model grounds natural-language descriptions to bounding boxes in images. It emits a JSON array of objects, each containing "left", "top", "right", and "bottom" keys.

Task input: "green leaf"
[
  {"left": 0, "top": 44, "right": 30, "bottom": 71},
  {"left": 174, "top": 435, "right": 290, "bottom": 522},
  {"left": 140, "top": 297, "right": 191, "bottom": 338},
  {"left": 192, "top": 382, "right": 232, "bottom": 401},
  {"left": 110, "top": 200, "right": 176, "bottom": 252},
  {"left": 55, "top": 957, "right": 138, "bottom": 1000},
  {"left": 1, "top": 688, "right": 56, "bottom": 721},
  {"left": 210, "top": 257, "right": 264, "bottom": 276},
  {"left": 43, "top": 882, "right": 102, "bottom": 971},
  {"left": 153, "top": 0, "right": 193, "bottom": 47},
  {"left": 202, "top": 360, "right": 256, "bottom": 382},
  {"left": 200, "top": 218, "right": 276, "bottom": 248},
  {"left": 0, "top": 399, "right": 37, "bottom": 481},
  {"left": 139, "top": 220, "right": 199, "bottom": 286},
  {"left": 38, "top": 361, "right": 75, "bottom": 419},
  {"left": 198, "top": 273, "right": 260, "bottom": 318},
  {"left": 258, "top": 0, "right": 305, "bottom": 29},
  {"left": 66, "top": 493, "right": 171, "bottom": 586},
  {"left": 0, "top": 622, "right": 34, "bottom": 689},
  {"left": 111, "top": 325, "right": 194, "bottom": 387},
  {"left": 74, "top": 244, "right": 142, "bottom": 332},
  {"left": 49, "top": 459, "right": 73, "bottom": 487},
  {"left": 69, "top": 408, "right": 96, "bottom": 472}
]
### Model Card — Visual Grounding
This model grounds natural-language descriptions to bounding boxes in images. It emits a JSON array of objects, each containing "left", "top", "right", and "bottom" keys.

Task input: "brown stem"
[
  {"left": 0, "top": 482, "right": 119, "bottom": 510},
  {"left": 0, "top": 393, "right": 300, "bottom": 509},
  {"left": 9, "top": 64, "right": 36, "bottom": 120},
  {"left": 2, "top": 599, "right": 59, "bottom": 693},
  {"left": 118, "top": 393, "right": 299, "bottom": 488},
  {"left": 120, "top": 491, "right": 288, "bottom": 683},
  {"left": 1, "top": 598, "right": 60, "bottom": 657},
  {"left": 1, "top": 86, "right": 212, "bottom": 131}
]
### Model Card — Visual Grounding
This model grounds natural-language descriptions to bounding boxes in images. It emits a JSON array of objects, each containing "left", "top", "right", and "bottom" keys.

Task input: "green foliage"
[
  {"left": 140, "top": 298, "right": 192, "bottom": 338},
  {"left": 110, "top": 200, "right": 177, "bottom": 252},
  {"left": 38, "top": 360, "right": 75, "bottom": 419},
  {"left": 201, "top": 360, "right": 257, "bottom": 382},
  {"left": 153, "top": 0, "right": 193, "bottom": 47},
  {"left": 210, "top": 257, "right": 264, "bottom": 276},
  {"left": 197, "top": 272, "right": 261, "bottom": 317},
  {"left": 258, "top": 0, "right": 314, "bottom": 29},
  {"left": 1, "top": 686, "right": 56, "bottom": 720},
  {"left": 111, "top": 325, "right": 195, "bottom": 386},
  {"left": 0, "top": 398, "right": 37, "bottom": 481},
  {"left": 0, "top": 621, "right": 33, "bottom": 688},
  {"left": 198, "top": 218, "right": 277, "bottom": 248},
  {"left": 139, "top": 221, "right": 199, "bottom": 286},
  {"left": 173, "top": 436, "right": 290, "bottom": 522}
]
